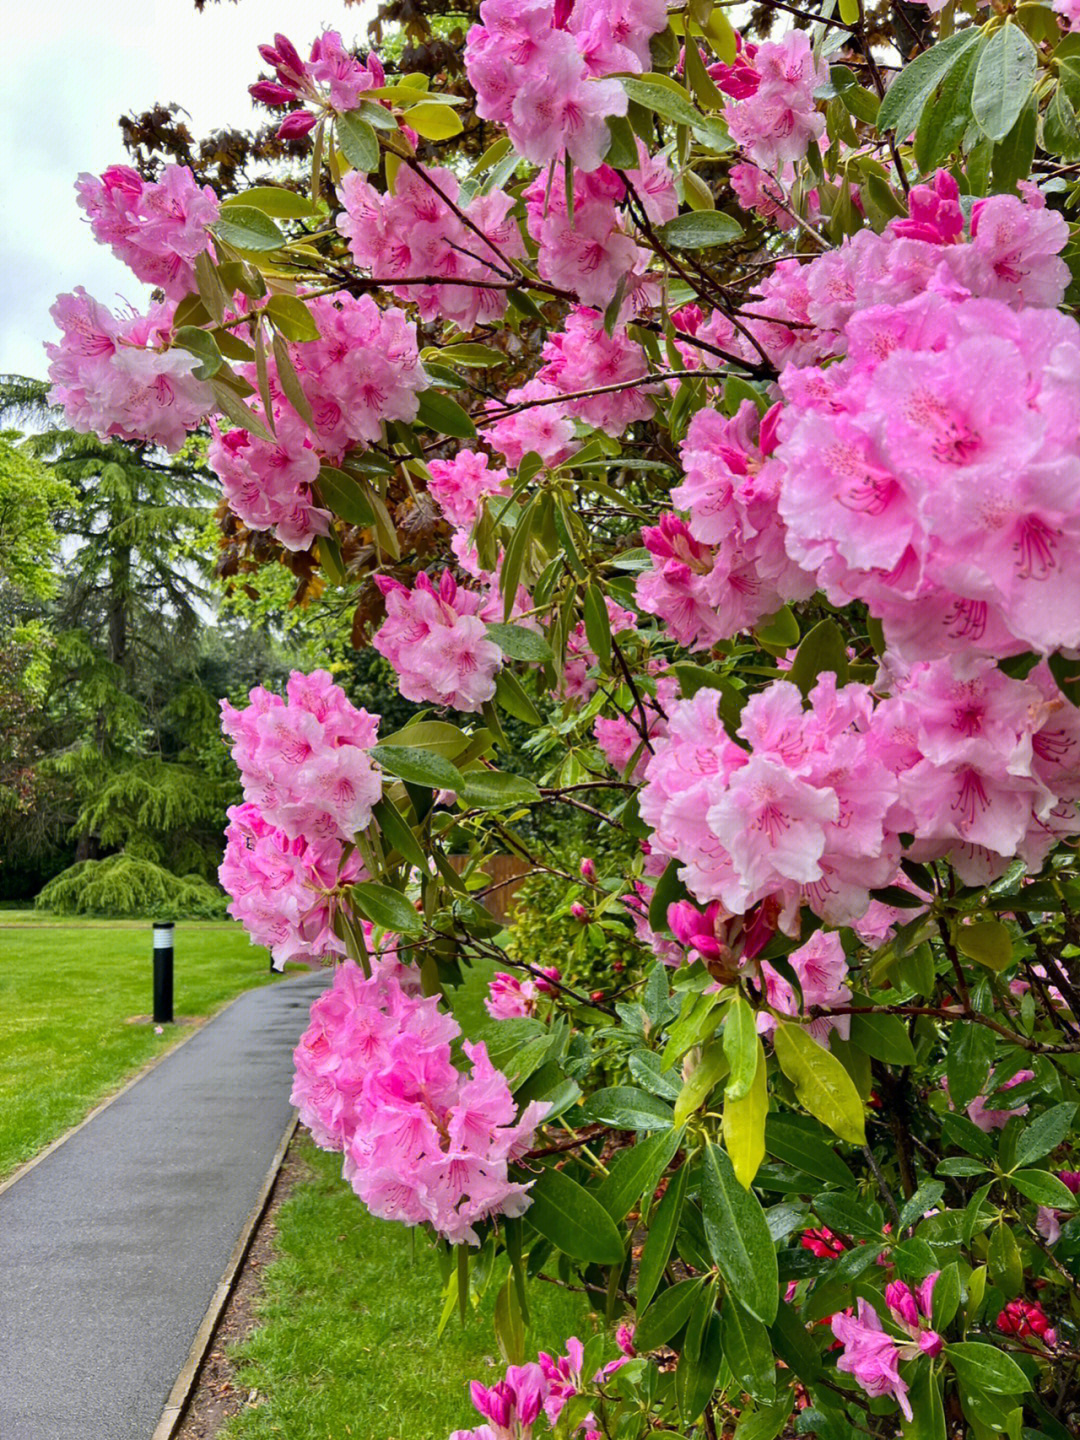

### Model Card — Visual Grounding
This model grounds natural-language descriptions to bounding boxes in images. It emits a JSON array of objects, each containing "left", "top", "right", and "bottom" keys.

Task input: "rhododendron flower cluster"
[
  {"left": 997, "top": 1297, "right": 1058, "bottom": 1347},
  {"left": 75, "top": 163, "right": 219, "bottom": 300},
  {"left": 252, "top": 293, "right": 426, "bottom": 460},
  {"left": 208, "top": 405, "right": 330, "bottom": 552},
  {"left": 756, "top": 928, "right": 852, "bottom": 1045},
  {"left": 219, "top": 801, "right": 363, "bottom": 968},
  {"left": 774, "top": 292, "right": 1080, "bottom": 661},
  {"left": 946, "top": 1066, "right": 1035, "bottom": 1131},
  {"left": 465, "top": 0, "right": 667, "bottom": 171},
  {"left": 373, "top": 570, "right": 504, "bottom": 711},
  {"left": 830, "top": 1301, "right": 913, "bottom": 1419},
  {"left": 338, "top": 165, "right": 525, "bottom": 329},
  {"left": 637, "top": 400, "right": 815, "bottom": 643},
  {"left": 220, "top": 670, "right": 383, "bottom": 842},
  {"left": 46, "top": 289, "right": 213, "bottom": 452},
  {"left": 485, "top": 967, "right": 560, "bottom": 1019},
  {"left": 558, "top": 597, "right": 637, "bottom": 699},
  {"left": 426, "top": 450, "right": 510, "bottom": 529},
  {"left": 594, "top": 674, "right": 678, "bottom": 781},
  {"left": 482, "top": 381, "right": 579, "bottom": 470},
  {"left": 538, "top": 308, "right": 655, "bottom": 436},
  {"left": 251, "top": 30, "right": 387, "bottom": 137},
  {"left": 453, "top": 1337, "right": 628, "bottom": 1440},
  {"left": 723, "top": 30, "right": 827, "bottom": 169},
  {"left": 292, "top": 957, "right": 550, "bottom": 1244}
]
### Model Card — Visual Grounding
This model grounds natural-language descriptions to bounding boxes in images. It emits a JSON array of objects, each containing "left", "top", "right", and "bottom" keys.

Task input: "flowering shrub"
[{"left": 50, "top": 4, "right": 1080, "bottom": 1434}]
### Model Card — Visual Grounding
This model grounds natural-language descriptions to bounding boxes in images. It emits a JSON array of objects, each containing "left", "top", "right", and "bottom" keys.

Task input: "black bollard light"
[{"left": 153, "top": 920, "right": 175, "bottom": 1024}]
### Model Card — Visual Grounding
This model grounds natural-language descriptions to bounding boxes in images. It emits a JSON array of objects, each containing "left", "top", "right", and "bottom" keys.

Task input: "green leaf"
[
  {"left": 723, "top": 1038, "right": 768, "bottom": 1189},
  {"left": 494, "top": 1272, "right": 525, "bottom": 1363},
  {"left": 337, "top": 112, "right": 381, "bottom": 172},
  {"left": 648, "top": 858, "right": 691, "bottom": 933},
  {"left": 604, "top": 114, "right": 641, "bottom": 169},
  {"left": 265, "top": 294, "right": 321, "bottom": 342},
  {"left": 677, "top": 1288, "right": 724, "bottom": 1423},
  {"left": 372, "top": 796, "right": 426, "bottom": 869},
  {"left": 788, "top": 619, "right": 849, "bottom": 697},
  {"left": 596, "top": 1126, "right": 682, "bottom": 1222},
  {"left": 955, "top": 918, "right": 1013, "bottom": 971},
  {"left": 724, "top": 994, "right": 760, "bottom": 1100},
  {"left": 733, "top": 1396, "right": 795, "bottom": 1440},
  {"left": 525, "top": 1165, "right": 627, "bottom": 1264},
  {"left": 635, "top": 1276, "right": 705, "bottom": 1351},
  {"left": 485, "top": 622, "right": 552, "bottom": 663},
  {"left": 493, "top": 669, "right": 543, "bottom": 726},
  {"left": 403, "top": 102, "right": 465, "bottom": 140},
  {"left": 849, "top": 1011, "right": 917, "bottom": 1066},
  {"left": 173, "top": 326, "right": 223, "bottom": 381},
  {"left": 316, "top": 466, "right": 375, "bottom": 526},
  {"left": 991, "top": 95, "right": 1038, "bottom": 194},
  {"left": 972, "top": 24, "right": 1038, "bottom": 143},
  {"left": 675, "top": 1038, "right": 730, "bottom": 1128},
  {"left": 637, "top": 1160, "right": 688, "bottom": 1312},
  {"left": 271, "top": 331, "right": 315, "bottom": 429},
  {"left": 699, "top": 1142, "right": 779, "bottom": 1324},
  {"left": 457, "top": 770, "right": 542, "bottom": 809},
  {"left": 772, "top": 1023, "right": 866, "bottom": 1146},
  {"left": 1011, "top": 1167, "right": 1080, "bottom": 1208},
  {"left": 581, "top": 1086, "right": 675, "bottom": 1131},
  {"left": 1014, "top": 1101, "right": 1078, "bottom": 1167},
  {"left": 931, "top": 1262, "right": 962, "bottom": 1332},
  {"left": 370, "top": 744, "right": 464, "bottom": 792},
  {"left": 945, "top": 1341, "right": 1031, "bottom": 1395},
  {"left": 765, "top": 1117, "right": 857, "bottom": 1188},
  {"left": 767, "top": 1300, "right": 821, "bottom": 1385},
  {"left": 621, "top": 77, "right": 702, "bottom": 129},
  {"left": 416, "top": 388, "right": 477, "bottom": 440},
  {"left": 436, "top": 343, "right": 506, "bottom": 368},
  {"left": 945, "top": 1017, "right": 995, "bottom": 1111},
  {"left": 753, "top": 605, "right": 800, "bottom": 653},
  {"left": 877, "top": 28, "right": 986, "bottom": 140},
  {"left": 583, "top": 584, "right": 613, "bottom": 671},
  {"left": 906, "top": 1362, "right": 947, "bottom": 1440},
  {"left": 721, "top": 1298, "right": 776, "bottom": 1402},
  {"left": 349, "top": 880, "right": 423, "bottom": 936},
  {"left": 214, "top": 206, "right": 286, "bottom": 252},
  {"left": 657, "top": 210, "right": 744, "bottom": 249},
  {"left": 838, "top": 0, "right": 860, "bottom": 22},
  {"left": 222, "top": 186, "right": 317, "bottom": 218}
]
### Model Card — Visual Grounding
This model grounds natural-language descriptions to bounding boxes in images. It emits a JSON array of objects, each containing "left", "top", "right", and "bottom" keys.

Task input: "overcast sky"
[{"left": 2, "top": 0, "right": 372, "bottom": 381}]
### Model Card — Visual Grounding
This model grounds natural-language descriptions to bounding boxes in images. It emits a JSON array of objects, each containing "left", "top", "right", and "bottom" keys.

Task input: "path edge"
[
  {"left": 152, "top": 1112, "right": 299, "bottom": 1440},
  {"left": 0, "top": 969, "right": 312, "bottom": 1199}
]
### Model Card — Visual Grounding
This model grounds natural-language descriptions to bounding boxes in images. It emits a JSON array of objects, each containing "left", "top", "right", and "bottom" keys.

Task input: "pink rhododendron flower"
[
  {"left": 594, "top": 675, "right": 677, "bottom": 781},
  {"left": 757, "top": 928, "right": 852, "bottom": 1046},
  {"left": 75, "top": 164, "right": 219, "bottom": 300},
  {"left": 338, "top": 164, "right": 525, "bottom": 330},
  {"left": 221, "top": 670, "right": 383, "bottom": 843},
  {"left": 373, "top": 570, "right": 504, "bottom": 712},
  {"left": 724, "top": 30, "right": 827, "bottom": 170},
  {"left": 426, "top": 450, "right": 511, "bottom": 529},
  {"left": 538, "top": 308, "right": 656, "bottom": 435},
  {"left": 964, "top": 1068, "right": 1035, "bottom": 1131},
  {"left": 46, "top": 289, "right": 213, "bottom": 452},
  {"left": 485, "top": 968, "right": 559, "bottom": 1019},
  {"left": 208, "top": 405, "right": 330, "bottom": 552},
  {"left": 293, "top": 959, "right": 550, "bottom": 1245},
  {"left": 831, "top": 1300, "right": 912, "bottom": 1419},
  {"left": 220, "top": 801, "right": 364, "bottom": 969},
  {"left": 482, "top": 380, "right": 580, "bottom": 470}
]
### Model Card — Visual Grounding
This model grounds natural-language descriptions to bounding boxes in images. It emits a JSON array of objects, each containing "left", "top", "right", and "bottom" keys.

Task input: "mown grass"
[
  {"left": 0, "top": 916, "right": 289, "bottom": 1177},
  {"left": 224, "top": 1141, "right": 594, "bottom": 1440}
]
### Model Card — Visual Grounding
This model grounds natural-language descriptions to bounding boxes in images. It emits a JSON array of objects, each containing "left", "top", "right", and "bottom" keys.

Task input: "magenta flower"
[{"left": 831, "top": 1300, "right": 912, "bottom": 1420}]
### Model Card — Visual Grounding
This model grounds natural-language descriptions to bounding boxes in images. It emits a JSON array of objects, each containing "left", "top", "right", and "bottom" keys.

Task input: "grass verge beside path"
[
  {"left": 0, "top": 916, "right": 287, "bottom": 1178},
  {"left": 224, "top": 1141, "right": 593, "bottom": 1440}
]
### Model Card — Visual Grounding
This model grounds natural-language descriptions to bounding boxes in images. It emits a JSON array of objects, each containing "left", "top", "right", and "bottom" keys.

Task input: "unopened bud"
[{"left": 277, "top": 111, "right": 318, "bottom": 140}]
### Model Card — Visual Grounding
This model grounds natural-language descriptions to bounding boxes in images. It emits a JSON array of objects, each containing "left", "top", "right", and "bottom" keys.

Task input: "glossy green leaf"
[
  {"left": 349, "top": 880, "right": 423, "bottom": 936},
  {"left": 337, "top": 112, "right": 381, "bottom": 171},
  {"left": 906, "top": 1362, "right": 947, "bottom": 1440},
  {"left": 1014, "top": 1101, "right": 1078, "bottom": 1167},
  {"left": 724, "top": 994, "right": 760, "bottom": 1100},
  {"left": 720, "top": 1297, "right": 776, "bottom": 1402},
  {"left": 954, "top": 919, "right": 1013, "bottom": 971},
  {"left": 765, "top": 1117, "right": 857, "bottom": 1188},
  {"left": 316, "top": 466, "right": 375, "bottom": 526},
  {"left": 493, "top": 668, "right": 542, "bottom": 726},
  {"left": 648, "top": 858, "right": 691, "bottom": 934},
  {"left": 945, "top": 1341, "right": 1031, "bottom": 1394},
  {"left": 723, "top": 1037, "right": 768, "bottom": 1189},
  {"left": 526, "top": 1165, "right": 627, "bottom": 1264},
  {"left": 371, "top": 796, "right": 426, "bottom": 869},
  {"left": 675, "top": 1038, "right": 729, "bottom": 1128},
  {"left": 733, "top": 1395, "right": 795, "bottom": 1440},
  {"left": 699, "top": 1142, "right": 779, "bottom": 1324},
  {"left": 971, "top": 24, "right": 1038, "bottom": 143},
  {"left": 416, "top": 388, "right": 477, "bottom": 439},
  {"left": 457, "top": 770, "right": 541, "bottom": 809},
  {"left": 214, "top": 206, "right": 286, "bottom": 251},
  {"left": 485, "top": 622, "right": 552, "bottom": 663},
  {"left": 658, "top": 210, "right": 744, "bottom": 249},
  {"left": 222, "top": 186, "right": 317, "bottom": 218},
  {"left": 677, "top": 1288, "right": 724, "bottom": 1423},
  {"left": 173, "top": 326, "right": 223, "bottom": 381},
  {"left": 1011, "top": 1167, "right": 1080, "bottom": 1208},
  {"left": 636, "top": 1160, "right": 688, "bottom": 1312},
  {"left": 849, "top": 1011, "right": 917, "bottom": 1066},
  {"left": 596, "top": 1125, "right": 682, "bottom": 1222},
  {"left": 370, "top": 745, "right": 464, "bottom": 791},
  {"left": 636, "top": 1276, "right": 705, "bottom": 1351},
  {"left": 403, "top": 102, "right": 465, "bottom": 140},
  {"left": 604, "top": 114, "right": 641, "bottom": 169},
  {"left": 581, "top": 1086, "right": 675, "bottom": 1131},
  {"left": 945, "top": 1020, "right": 995, "bottom": 1111},
  {"left": 788, "top": 619, "right": 849, "bottom": 697},
  {"left": 773, "top": 1023, "right": 866, "bottom": 1146},
  {"left": 583, "top": 583, "right": 613, "bottom": 670},
  {"left": 876, "top": 28, "right": 985, "bottom": 140}
]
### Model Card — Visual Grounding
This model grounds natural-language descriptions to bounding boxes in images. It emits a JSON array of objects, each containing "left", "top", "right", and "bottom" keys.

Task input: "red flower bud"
[
  {"left": 277, "top": 111, "right": 318, "bottom": 141},
  {"left": 250, "top": 81, "right": 297, "bottom": 106}
]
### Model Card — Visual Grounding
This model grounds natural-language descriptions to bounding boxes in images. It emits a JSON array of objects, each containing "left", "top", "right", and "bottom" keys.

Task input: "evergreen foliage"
[{"left": 36, "top": 853, "right": 226, "bottom": 920}]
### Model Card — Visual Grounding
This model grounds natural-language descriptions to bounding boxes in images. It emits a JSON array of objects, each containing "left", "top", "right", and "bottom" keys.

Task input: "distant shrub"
[{"left": 36, "top": 853, "right": 226, "bottom": 920}]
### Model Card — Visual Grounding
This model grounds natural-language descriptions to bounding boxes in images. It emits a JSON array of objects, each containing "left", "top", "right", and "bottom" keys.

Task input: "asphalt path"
[{"left": 0, "top": 967, "right": 330, "bottom": 1440}]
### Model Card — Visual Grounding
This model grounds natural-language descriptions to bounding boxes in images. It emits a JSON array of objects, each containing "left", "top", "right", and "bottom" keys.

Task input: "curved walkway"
[{"left": 0, "top": 968, "right": 329, "bottom": 1440}]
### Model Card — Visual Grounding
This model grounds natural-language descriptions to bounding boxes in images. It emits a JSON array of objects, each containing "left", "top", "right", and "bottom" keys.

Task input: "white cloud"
[{"left": 1, "top": 0, "right": 371, "bottom": 379}]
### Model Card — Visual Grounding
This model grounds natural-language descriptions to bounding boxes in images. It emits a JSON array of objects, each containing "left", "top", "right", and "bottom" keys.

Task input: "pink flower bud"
[
  {"left": 570, "top": 902, "right": 589, "bottom": 923},
  {"left": 918, "top": 1330, "right": 943, "bottom": 1358},
  {"left": 580, "top": 857, "right": 596, "bottom": 883},
  {"left": 250, "top": 81, "right": 297, "bottom": 106},
  {"left": 273, "top": 32, "right": 306, "bottom": 75},
  {"left": 885, "top": 1280, "right": 920, "bottom": 1331},
  {"left": 277, "top": 111, "right": 318, "bottom": 140}
]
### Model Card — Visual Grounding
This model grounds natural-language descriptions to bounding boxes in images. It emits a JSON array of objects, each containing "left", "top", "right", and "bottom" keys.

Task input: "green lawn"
[
  {"left": 0, "top": 914, "right": 289, "bottom": 1178},
  {"left": 224, "top": 1142, "right": 593, "bottom": 1440}
]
